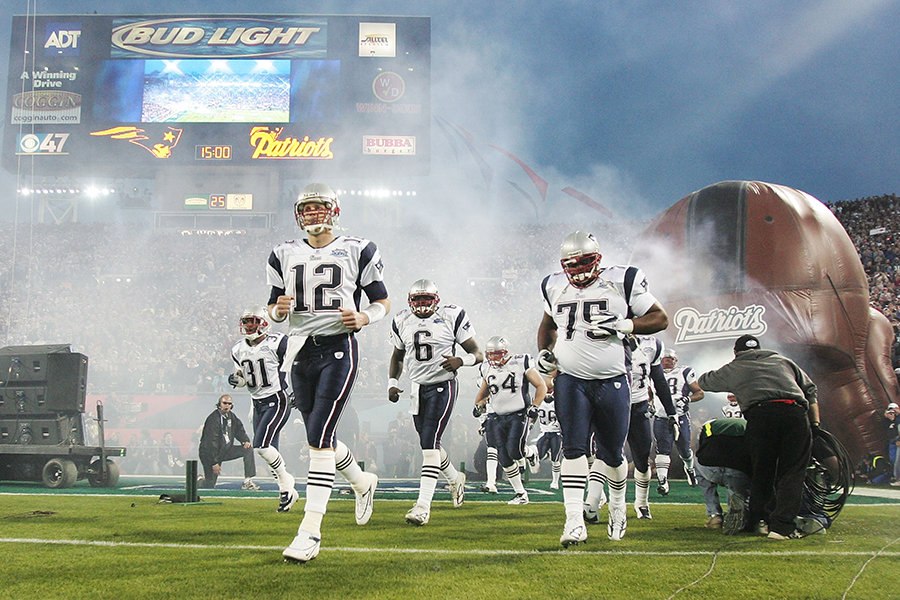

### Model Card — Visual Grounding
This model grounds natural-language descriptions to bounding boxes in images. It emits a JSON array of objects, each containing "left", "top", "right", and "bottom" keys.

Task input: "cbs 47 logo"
[{"left": 17, "top": 133, "right": 70, "bottom": 155}]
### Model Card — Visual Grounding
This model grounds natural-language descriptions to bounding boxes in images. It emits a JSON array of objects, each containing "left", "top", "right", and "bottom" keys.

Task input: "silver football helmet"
[
  {"left": 294, "top": 183, "right": 340, "bottom": 235},
  {"left": 485, "top": 335, "right": 511, "bottom": 367},
  {"left": 560, "top": 231, "right": 602, "bottom": 288},
  {"left": 240, "top": 305, "right": 270, "bottom": 341},
  {"left": 408, "top": 279, "right": 440, "bottom": 317},
  {"left": 662, "top": 349, "right": 678, "bottom": 371}
]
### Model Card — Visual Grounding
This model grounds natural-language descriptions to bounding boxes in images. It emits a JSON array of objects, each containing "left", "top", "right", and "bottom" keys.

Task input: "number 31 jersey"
[
  {"left": 390, "top": 304, "right": 475, "bottom": 385},
  {"left": 266, "top": 235, "right": 387, "bottom": 337},
  {"left": 231, "top": 332, "right": 291, "bottom": 401}
]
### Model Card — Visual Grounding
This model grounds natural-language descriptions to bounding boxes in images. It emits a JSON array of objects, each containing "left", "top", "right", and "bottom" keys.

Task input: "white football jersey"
[
  {"left": 541, "top": 265, "right": 659, "bottom": 379},
  {"left": 231, "top": 332, "right": 291, "bottom": 401},
  {"left": 266, "top": 235, "right": 386, "bottom": 336},
  {"left": 722, "top": 404, "right": 743, "bottom": 419},
  {"left": 535, "top": 394, "right": 560, "bottom": 434},
  {"left": 630, "top": 335, "right": 663, "bottom": 405},
  {"left": 478, "top": 353, "right": 536, "bottom": 416},
  {"left": 390, "top": 304, "right": 476, "bottom": 385},
  {"left": 657, "top": 365, "right": 698, "bottom": 416}
]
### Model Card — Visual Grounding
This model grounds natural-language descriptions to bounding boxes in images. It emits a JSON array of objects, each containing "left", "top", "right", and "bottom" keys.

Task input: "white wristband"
[
  {"left": 268, "top": 305, "right": 286, "bottom": 323},
  {"left": 361, "top": 302, "right": 386, "bottom": 325},
  {"left": 388, "top": 378, "right": 400, "bottom": 390},
  {"left": 460, "top": 353, "right": 477, "bottom": 367}
]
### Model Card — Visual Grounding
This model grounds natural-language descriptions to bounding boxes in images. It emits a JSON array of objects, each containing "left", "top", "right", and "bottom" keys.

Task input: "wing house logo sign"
[
  {"left": 249, "top": 127, "right": 334, "bottom": 159},
  {"left": 11, "top": 91, "right": 82, "bottom": 124},
  {"left": 363, "top": 135, "right": 416, "bottom": 155},
  {"left": 372, "top": 72, "right": 405, "bottom": 103},
  {"left": 672, "top": 305, "right": 767, "bottom": 344},
  {"left": 45, "top": 23, "right": 81, "bottom": 56},
  {"left": 359, "top": 22, "right": 396, "bottom": 57}
]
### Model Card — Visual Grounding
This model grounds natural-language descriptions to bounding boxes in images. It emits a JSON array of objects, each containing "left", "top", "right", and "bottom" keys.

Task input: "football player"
[
  {"left": 722, "top": 393, "right": 743, "bottom": 419},
  {"left": 537, "top": 231, "right": 668, "bottom": 546},
  {"left": 388, "top": 279, "right": 482, "bottom": 526},
  {"left": 532, "top": 388, "right": 563, "bottom": 490},
  {"left": 653, "top": 349, "right": 704, "bottom": 495},
  {"left": 270, "top": 183, "right": 389, "bottom": 563},
  {"left": 473, "top": 335, "right": 547, "bottom": 505},
  {"left": 585, "top": 334, "right": 678, "bottom": 521},
  {"left": 229, "top": 306, "right": 297, "bottom": 511}
]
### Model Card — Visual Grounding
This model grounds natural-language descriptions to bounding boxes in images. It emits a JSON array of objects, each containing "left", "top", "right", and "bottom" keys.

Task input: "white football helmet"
[
  {"left": 294, "top": 183, "right": 340, "bottom": 235},
  {"left": 240, "top": 306, "right": 270, "bottom": 341},
  {"left": 408, "top": 279, "right": 440, "bottom": 317},
  {"left": 560, "top": 231, "right": 602, "bottom": 288},
  {"left": 485, "top": 335, "right": 511, "bottom": 367},
  {"left": 662, "top": 349, "right": 678, "bottom": 371}
]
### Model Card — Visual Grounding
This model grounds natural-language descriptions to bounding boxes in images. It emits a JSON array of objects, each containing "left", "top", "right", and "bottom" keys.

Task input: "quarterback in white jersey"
[
  {"left": 474, "top": 336, "right": 547, "bottom": 505},
  {"left": 652, "top": 349, "right": 705, "bottom": 495},
  {"left": 388, "top": 279, "right": 482, "bottom": 526},
  {"left": 273, "top": 183, "right": 388, "bottom": 564},
  {"left": 230, "top": 306, "right": 296, "bottom": 512},
  {"left": 537, "top": 231, "right": 668, "bottom": 547}
]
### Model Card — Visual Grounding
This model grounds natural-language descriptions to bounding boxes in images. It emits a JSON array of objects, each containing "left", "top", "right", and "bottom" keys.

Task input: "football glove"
[
  {"left": 537, "top": 349, "right": 558, "bottom": 375},
  {"left": 526, "top": 405, "right": 539, "bottom": 420},
  {"left": 228, "top": 373, "right": 246, "bottom": 388},
  {"left": 473, "top": 404, "right": 486, "bottom": 418},
  {"left": 668, "top": 415, "right": 680, "bottom": 442},
  {"left": 591, "top": 313, "right": 619, "bottom": 339}
]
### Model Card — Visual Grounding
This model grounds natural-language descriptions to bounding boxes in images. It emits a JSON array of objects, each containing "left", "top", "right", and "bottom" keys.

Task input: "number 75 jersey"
[
  {"left": 266, "top": 235, "right": 387, "bottom": 337},
  {"left": 541, "top": 265, "right": 659, "bottom": 380}
]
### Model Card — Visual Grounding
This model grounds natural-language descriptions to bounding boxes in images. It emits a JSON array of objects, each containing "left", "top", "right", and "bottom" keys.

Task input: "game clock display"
[{"left": 195, "top": 145, "right": 232, "bottom": 161}]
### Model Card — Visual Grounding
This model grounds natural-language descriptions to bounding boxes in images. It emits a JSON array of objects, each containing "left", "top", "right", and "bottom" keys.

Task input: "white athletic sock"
[
  {"left": 486, "top": 447, "right": 498, "bottom": 486},
  {"left": 561, "top": 456, "right": 589, "bottom": 519},
  {"left": 301, "top": 448, "right": 335, "bottom": 535},
  {"left": 683, "top": 453, "right": 695, "bottom": 472},
  {"left": 335, "top": 440, "right": 368, "bottom": 493},
  {"left": 504, "top": 464, "right": 526, "bottom": 495},
  {"left": 551, "top": 461, "right": 561, "bottom": 487},
  {"left": 655, "top": 454, "right": 671, "bottom": 482},
  {"left": 603, "top": 461, "right": 628, "bottom": 513},
  {"left": 439, "top": 447, "right": 460, "bottom": 482},
  {"left": 418, "top": 449, "right": 441, "bottom": 507},
  {"left": 256, "top": 446, "right": 294, "bottom": 492},
  {"left": 634, "top": 467, "right": 651, "bottom": 509},
  {"left": 585, "top": 459, "right": 607, "bottom": 508}
]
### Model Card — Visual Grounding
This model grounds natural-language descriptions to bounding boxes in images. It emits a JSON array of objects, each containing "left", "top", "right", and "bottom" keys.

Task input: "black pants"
[
  {"left": 744, "top": 402, "right": 811, "bottom": 535},
  {"left": 200, "top": 445, "right": 256, "bottom": 488}
]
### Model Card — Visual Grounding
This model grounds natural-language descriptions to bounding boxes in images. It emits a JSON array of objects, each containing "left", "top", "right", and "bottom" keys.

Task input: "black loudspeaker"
[
  {"left": 0, "top": 415, "right": 84, "bottom": 445},
  {"left": 0, "top": 349, "right": 87, "bottom": 414}
]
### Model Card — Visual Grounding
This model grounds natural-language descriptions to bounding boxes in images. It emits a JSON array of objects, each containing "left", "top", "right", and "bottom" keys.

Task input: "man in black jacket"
[{"left": 199, "top": 394, "right": 258, "bottom": 489}]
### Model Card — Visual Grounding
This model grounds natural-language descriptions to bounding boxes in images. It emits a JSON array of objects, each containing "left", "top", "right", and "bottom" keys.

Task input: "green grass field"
[{"left": 1, "top": 479, "right": 899, "bottom": 600}]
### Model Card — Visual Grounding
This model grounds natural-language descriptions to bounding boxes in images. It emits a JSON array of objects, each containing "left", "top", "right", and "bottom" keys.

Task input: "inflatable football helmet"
[{"left": 295, "top": 183, "right": 340, "bottom": 235}]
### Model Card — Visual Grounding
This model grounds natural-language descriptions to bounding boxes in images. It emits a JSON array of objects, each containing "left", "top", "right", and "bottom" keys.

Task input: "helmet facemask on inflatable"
[
  {"left": 485, "top": 335, "right": 511, "bottom": 367},
  {"left": 560, "top": 231, "right": 602, "bottom": 288},
  {"left": 408, "top": 279, "right": 440, "bottom": 317},
  {"left": 295, "top": 183, "right": 340, "bottom": 235},
  {"left": 240, "top": 306, "right": 271, "bottom": 341}
]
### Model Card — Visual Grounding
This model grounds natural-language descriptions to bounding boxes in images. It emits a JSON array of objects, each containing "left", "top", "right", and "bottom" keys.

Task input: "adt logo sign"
[{"left": 45, "top": 23, "right": 81, "bottom": 56}]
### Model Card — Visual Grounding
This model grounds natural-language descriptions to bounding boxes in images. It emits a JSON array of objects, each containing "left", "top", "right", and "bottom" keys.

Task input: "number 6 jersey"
[
  {"left": 390, "top": 304, "right": 475, "bottom": 385},
  {"left": 266, "top": 235, "right": 387, "bottom": 336}
]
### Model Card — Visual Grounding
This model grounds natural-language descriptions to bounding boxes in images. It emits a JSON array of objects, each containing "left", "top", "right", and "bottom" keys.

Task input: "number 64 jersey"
[
  {"left": 541, "top": 265, "right": 659, "bottom": 380},
  {"left": 266, "top": 235, "right": 387, "bottom": 337}
]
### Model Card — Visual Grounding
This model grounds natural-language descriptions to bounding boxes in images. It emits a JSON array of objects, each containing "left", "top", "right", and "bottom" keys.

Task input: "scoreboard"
[{"left": 3, "top": 14, "right": 431, "bottom": 180}]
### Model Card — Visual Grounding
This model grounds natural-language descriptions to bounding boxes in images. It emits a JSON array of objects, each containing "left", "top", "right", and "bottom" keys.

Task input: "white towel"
[
  {"left": 408, "top": 382, "right": 421, "bottom": 415},
  {"left": 281, "top": 334, "right": 308, "bottom": 374}
]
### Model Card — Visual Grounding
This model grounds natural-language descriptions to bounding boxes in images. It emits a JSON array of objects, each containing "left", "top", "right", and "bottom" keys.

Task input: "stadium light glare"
[
  {"left": 19, "top": 188, "right": 29, "bottom": 196},
  {"left": 85, "top": 187, "right": 99, "bottom": 198}
]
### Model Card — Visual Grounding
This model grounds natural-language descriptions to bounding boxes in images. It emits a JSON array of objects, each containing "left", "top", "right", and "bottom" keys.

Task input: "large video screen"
[{"left": 4, "top": 15, "right": 430, "bottom": 177}]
